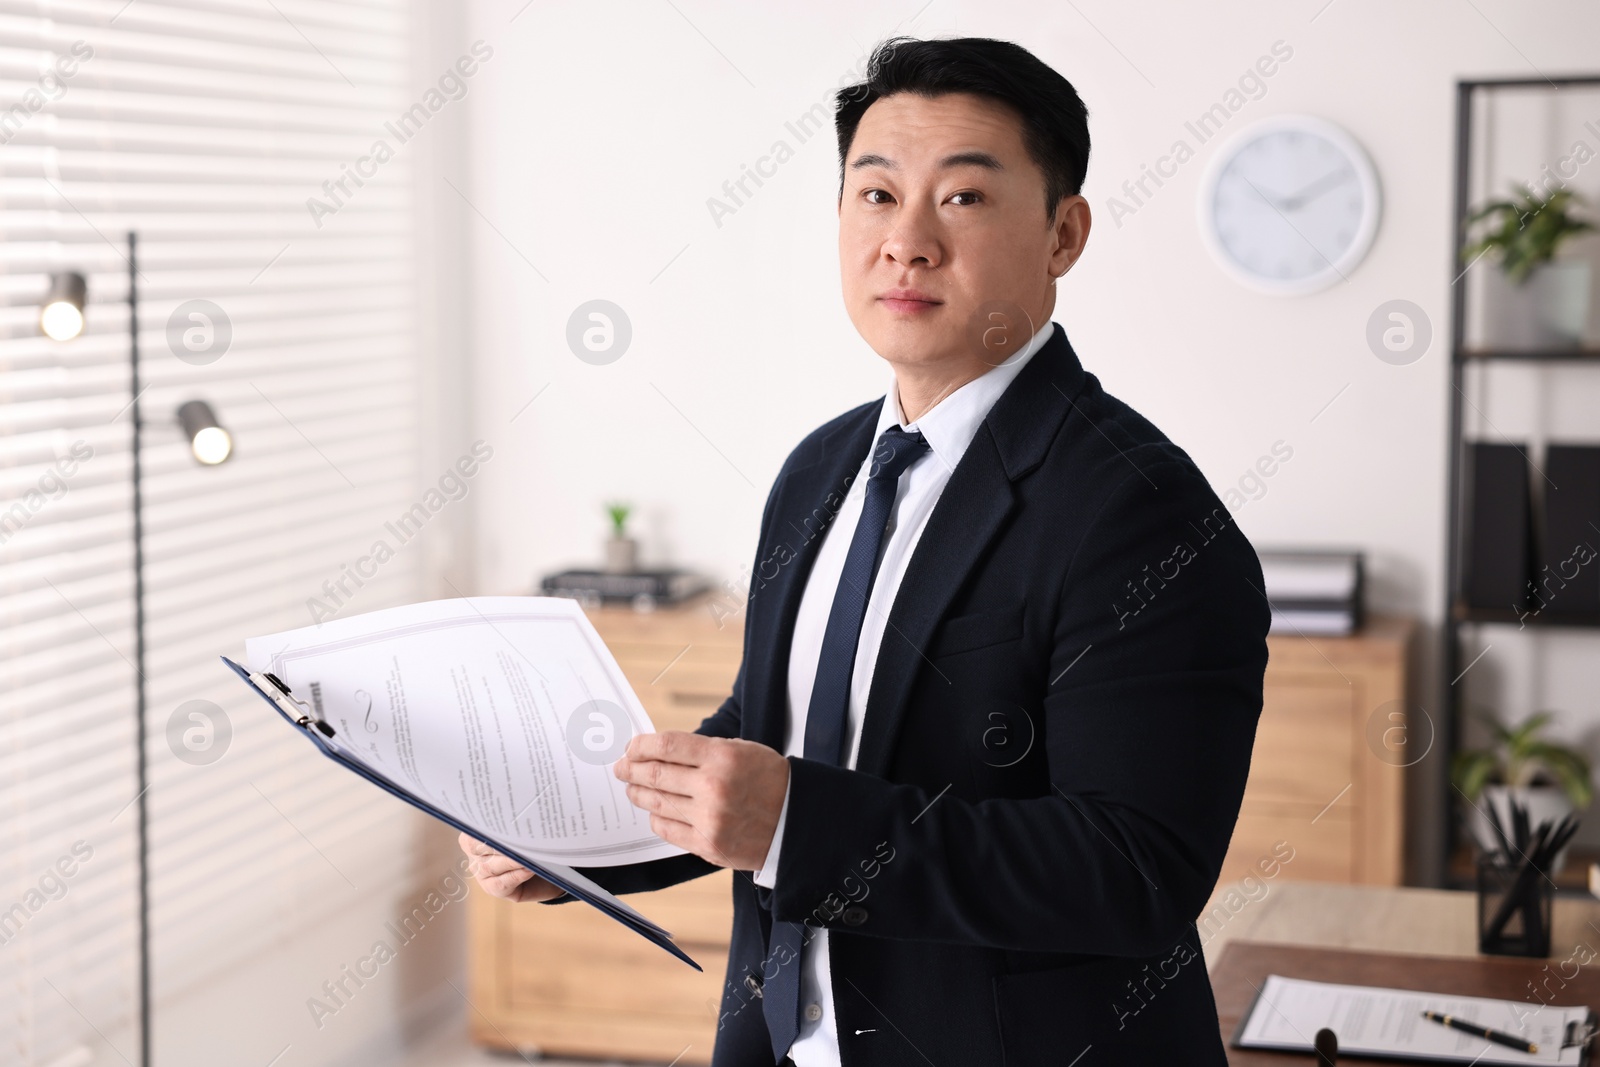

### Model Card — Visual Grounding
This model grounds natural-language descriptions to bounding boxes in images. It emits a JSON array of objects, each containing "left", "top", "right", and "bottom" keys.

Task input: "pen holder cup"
[{"left": 1477, "top": 856, "right": 1554, "bottom": 958}]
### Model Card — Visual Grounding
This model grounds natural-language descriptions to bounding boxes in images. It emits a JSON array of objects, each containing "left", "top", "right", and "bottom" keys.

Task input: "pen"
[{"left": 1421, "top": 1011, "right": 1538, "bottom": 1054}]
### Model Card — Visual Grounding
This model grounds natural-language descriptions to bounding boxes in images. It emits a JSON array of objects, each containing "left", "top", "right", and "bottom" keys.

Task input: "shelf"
[
  {"left": 1440, "top": 74, "right": 1600, "bottom": 887},
  {"left": 1457, "top": 346, "right": 1600, "bottom": 363},
  {"left": 1452, "top": 602, "right": 1600, "bottom": 629}
]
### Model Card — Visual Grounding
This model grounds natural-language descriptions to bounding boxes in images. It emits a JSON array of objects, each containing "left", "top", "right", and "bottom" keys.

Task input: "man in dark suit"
[{"left": 464, "top": 36, "right": 1269, "bottom": 1066}]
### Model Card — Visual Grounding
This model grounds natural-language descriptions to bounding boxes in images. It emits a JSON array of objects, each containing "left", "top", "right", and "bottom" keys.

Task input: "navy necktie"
[{"left": 763, "top": 425, "right": 929, "bottom": 1064}]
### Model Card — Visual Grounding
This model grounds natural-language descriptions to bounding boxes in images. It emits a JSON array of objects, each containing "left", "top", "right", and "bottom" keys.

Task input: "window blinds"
[{"left": 0, "top": 2, "right": 427, "bottom": 1062}]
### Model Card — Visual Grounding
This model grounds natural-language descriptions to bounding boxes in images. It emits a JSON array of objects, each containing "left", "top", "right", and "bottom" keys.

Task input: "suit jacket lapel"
[
  {"left": 745, "top": 408, "right": 877, "bottom": 753},
  {"left": 853, "top": 326, "right": 1088, "bottom": 779},
  {"left": 742, "top": 326, "right": 1090, "bottom": 773},
  {"left": 851, "top": 431, "right": 1015, "bottom": 778}
]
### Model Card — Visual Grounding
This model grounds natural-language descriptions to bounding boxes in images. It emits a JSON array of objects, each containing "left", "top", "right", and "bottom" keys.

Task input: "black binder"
[
  {"left": 1542, "top": 445, "right": 1600, "bottom": 615},
  {"left": 220, "top": 655, "right": 701, "bottom": 971},
  {"left": 1464, "top": 442, "right": 1534, "bottom": 612}
]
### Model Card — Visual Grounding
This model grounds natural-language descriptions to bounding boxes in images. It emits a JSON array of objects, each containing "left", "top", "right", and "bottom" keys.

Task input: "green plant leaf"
[
  {"left": 1451, "top": 748, "right": 1501, "bottom": 800},
  {"left": 1523, "top": 742, "right": 1594, "bottom": 808},
  {"left": 1465, "top": 199, "right": 1519, "bottom": 224},
  {"left": 1460, "top": 183, "right": 1594, "bottom": 283},
  {"left": 1507, "top": 711, "right": 1553, "bottom": 752}
]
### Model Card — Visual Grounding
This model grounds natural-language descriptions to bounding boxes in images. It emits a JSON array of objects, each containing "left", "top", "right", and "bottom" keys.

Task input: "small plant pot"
[
  {"left": 603, "top": 536, "right": 638, "bottom": 575},
  {"left": 1477, "top": 260, "right": 1591, "bottom": 349},
  {"left": 1536, "top": 259, "right": 1592, "bottom": 342}
]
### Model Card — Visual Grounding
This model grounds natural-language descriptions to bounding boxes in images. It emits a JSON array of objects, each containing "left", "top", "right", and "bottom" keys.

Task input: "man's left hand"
[{"left": 613, "top": 732, "right": 789, "bottom": 871}]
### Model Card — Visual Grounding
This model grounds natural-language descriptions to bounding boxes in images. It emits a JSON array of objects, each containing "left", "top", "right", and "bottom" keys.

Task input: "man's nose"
[{"left": 880, "top": 204, "right": 942, "bottom": 268}]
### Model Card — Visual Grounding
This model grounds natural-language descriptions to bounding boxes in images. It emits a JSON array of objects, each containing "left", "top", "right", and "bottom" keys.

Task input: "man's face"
[{"left": 838, "top": 91, "right": 1088, "bottom": 376}]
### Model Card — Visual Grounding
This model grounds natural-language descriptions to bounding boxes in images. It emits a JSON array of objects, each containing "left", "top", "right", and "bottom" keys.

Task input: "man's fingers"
[
  {"left": 646, "top": 810, "right": 698, "bottom": 852},
  {"left": 472, "top": 854, "right": 535, "bottom": 899},
  {"left": 458, "top": 831, "right": 498, "bottom": 858},
  {"left": 458, "top": 833, "right": 562, "bottom": 904},
  {"left": 615, "top": 757, "right": 699, "bottom": 797},
  {"left": 512, "top": 874, "right": 563, "bottom": 903},
  {"left": 625, "top": 784, "right": 705, "bottom": 829},
  {"left": 624, "top": 729, "right": 711, "bottom": 766},
  {"left": 474, "top": 852, "right": 530, "bottom": 878},
  {"left": 484, "top": 866, "right": 533, "bottom": 893}
]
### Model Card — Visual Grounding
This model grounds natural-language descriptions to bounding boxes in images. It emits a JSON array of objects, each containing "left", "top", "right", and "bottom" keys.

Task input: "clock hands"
[
  {"left": 1229, "top": 172, "right": 1349, "bottom": 281},
  {"left": 1239, "top": 176, "right": 1292, "bottom": 211},
  {"left": 1278, "top": 167, "right": 1353, "bottom": 211},
  {"left": 1237, "top": 167, "right": 1354, "bottom": 213}
]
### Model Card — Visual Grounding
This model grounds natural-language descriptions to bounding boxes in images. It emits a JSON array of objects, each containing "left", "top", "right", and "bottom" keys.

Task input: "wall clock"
[{"left": 1197, "top": 114, "right": 1381, "bottom": 295}]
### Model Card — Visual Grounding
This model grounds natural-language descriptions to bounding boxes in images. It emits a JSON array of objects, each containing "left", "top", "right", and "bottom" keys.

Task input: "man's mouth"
[{"left": 877, "top": 288, "right": 943, "bottom": 314}]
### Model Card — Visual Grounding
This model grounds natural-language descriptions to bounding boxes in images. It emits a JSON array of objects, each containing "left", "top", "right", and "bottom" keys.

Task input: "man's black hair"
[{"left": 834, "top": 37, "right": 1090, "bottom": 218}]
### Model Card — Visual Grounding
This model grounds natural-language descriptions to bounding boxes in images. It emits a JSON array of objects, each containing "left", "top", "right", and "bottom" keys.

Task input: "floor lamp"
[
  {"left": 42, "top": 232, "right": 234, "bottom": 1067},
  {"left": 128, "top": 231, "right": 152, "bottom": 1067}
]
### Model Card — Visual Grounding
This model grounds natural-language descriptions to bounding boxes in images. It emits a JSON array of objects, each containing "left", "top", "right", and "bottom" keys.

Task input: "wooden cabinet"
[
  {"left": 469, "top": 600, "right": 741, "bottom": 1064},
  {"left": 1217, "top": 615, "right": 1414, "bottom": 887},
  {"left": 469, "top": 605, "right": 1414, "bottom": 1060}
]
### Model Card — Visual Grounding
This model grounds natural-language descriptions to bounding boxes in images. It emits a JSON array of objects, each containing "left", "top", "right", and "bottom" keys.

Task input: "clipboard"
[
  {"left": 220, "top": 655, "right": 702, "bottom": 971},
  {"left": 1231, "top": 977, "right": 1595, "bottom": 1065},
  {"left": 1223, "top": 960, "right": 1597, "bottom": 1065}
]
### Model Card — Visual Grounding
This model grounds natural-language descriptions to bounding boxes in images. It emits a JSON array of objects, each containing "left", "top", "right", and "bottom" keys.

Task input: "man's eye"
[
  {"left": 948, "top": 191, "right": 981, "bottom": 206},
  {"left": 863, "top": 188, "right": 894, "bottom": 205}
]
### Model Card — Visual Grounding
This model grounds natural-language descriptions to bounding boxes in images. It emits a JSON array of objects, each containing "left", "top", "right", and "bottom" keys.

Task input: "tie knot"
[{"left": 868, "top": 426, "right": 929, "bottom": 483}]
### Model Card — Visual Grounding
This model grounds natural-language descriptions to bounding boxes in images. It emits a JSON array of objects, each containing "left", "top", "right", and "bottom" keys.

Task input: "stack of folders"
[
  {"left": 1259, "top": 549, "right": 1364, "bottom": 636},
  {"left": 541, "top": 568, "right": 709, "bottom": 608}
]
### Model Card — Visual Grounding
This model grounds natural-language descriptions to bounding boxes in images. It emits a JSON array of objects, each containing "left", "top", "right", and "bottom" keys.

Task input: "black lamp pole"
[{"left": 127, "top": 229, "right": 152, "bottom": 1067}]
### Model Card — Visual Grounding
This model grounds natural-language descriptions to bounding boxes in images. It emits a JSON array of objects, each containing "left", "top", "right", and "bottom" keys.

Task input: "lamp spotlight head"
[
  {"left": 40, "top": 271, "right": 87, "bottom": 341},
  {"left": 176, "top": 400, "right": 233, "bottom": 465}
]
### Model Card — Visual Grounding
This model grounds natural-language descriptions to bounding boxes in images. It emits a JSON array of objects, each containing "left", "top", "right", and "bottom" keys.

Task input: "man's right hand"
[{"left": 459, "top": 831, "right": 565, "bottom": 903}]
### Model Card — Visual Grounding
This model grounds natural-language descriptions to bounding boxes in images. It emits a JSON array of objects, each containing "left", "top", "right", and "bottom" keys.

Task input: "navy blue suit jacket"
[{"left": 554, "top": 325, "right": 1271, "bottom": 1066}]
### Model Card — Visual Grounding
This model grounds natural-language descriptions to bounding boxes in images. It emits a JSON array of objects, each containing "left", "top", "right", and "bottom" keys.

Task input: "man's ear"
[{"left": 1048, "top": 195, "right": 1091, "bottom": 277}]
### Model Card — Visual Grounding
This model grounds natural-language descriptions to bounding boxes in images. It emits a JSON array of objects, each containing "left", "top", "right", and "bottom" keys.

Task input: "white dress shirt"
[{"left": 751, "top": 321, "right": 1052, "bottom": 1065}]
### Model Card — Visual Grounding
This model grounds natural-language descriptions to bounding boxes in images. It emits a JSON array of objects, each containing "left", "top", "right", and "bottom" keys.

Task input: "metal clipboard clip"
[
  {"left": 1563, "top": 1017, "right": 1597, "bottom": 1049},
  {"left": 251, "top": 669, "right": 336, "bottom": 738}
]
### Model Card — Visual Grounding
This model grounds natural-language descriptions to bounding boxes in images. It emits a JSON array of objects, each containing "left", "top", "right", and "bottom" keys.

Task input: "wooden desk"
[
  {"left": 1202, "top": 881, "right": 1600, "bottom": 968},
  {"left": 1202, "top": 881, "right": 1600, "bottom": 1064}
]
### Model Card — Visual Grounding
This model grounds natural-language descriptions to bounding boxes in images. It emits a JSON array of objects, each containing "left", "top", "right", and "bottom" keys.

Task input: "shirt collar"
[{"left": 877, "top": 319, "right": 1055, "bottom": 473}]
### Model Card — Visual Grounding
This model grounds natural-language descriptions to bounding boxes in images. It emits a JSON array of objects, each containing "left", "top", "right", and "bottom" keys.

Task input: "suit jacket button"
[
  {"left": 842, "top": 905, "right": 868, "bottom": 926},
  {"left": 744, "top": 973, "right": 763, "bottom": 998}
]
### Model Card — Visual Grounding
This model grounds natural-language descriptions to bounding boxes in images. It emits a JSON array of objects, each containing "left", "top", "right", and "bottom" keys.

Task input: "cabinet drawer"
[
  {"left": 1245, "top": 679, "right": 1356, "bottom": 807},
  {"left": 1221, "top": 808, "right": 1353, "bottom": 884},
  {"left": 506, "top": 918, "right": 729, "bottom": 1019},
  {"left": 470, "top": 1004, "right": 719, "bottom": 1065}
]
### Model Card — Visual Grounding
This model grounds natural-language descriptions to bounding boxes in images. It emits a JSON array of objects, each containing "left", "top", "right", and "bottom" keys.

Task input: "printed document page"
[
  {"left": 245, "top": 597, "right": 690, "bottom": 868},
  {"left": 1236, "top": 974, "right": 1586, "bottom": 1064}
]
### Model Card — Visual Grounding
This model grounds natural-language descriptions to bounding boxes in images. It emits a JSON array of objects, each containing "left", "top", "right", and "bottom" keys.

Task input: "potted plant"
[
  {"left": 1462, "top": 183, "right": 1595, "bottom": 349},
  {"left": 1453, "top": 710, "right": 1592, "bottom": 873},
  {"left": 603, "top": 501, "right": 637, "bottom": 574}
]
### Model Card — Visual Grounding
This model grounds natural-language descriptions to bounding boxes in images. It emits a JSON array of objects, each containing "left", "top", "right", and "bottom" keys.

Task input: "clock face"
[{"left": 1198, "top": 115, "right": 1381, "bottom": 295}]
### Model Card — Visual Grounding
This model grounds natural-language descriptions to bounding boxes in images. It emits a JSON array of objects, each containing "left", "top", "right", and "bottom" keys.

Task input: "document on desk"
[
  {"left": 224, "top": 597, "right": 703, "bottom": 969},
  {"left": 1235, "top": 973, "right": 1589, "bottom": 1064}
]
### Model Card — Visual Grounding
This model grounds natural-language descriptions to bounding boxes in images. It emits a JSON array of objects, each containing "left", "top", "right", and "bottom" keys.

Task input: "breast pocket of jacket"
[{"left": 928, "top": 607, "right": 1024, "bottom": 659}]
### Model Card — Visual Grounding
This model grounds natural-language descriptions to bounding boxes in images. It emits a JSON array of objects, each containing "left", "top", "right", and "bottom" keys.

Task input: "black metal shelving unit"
[{"left": 1443, "top": 75, "right": 1600, "bottom": 886}]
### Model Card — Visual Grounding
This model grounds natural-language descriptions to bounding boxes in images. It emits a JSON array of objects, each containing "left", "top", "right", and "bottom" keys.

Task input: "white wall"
[{"left": 456, "top": 0, "right": 1600, "bottom": 884}]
